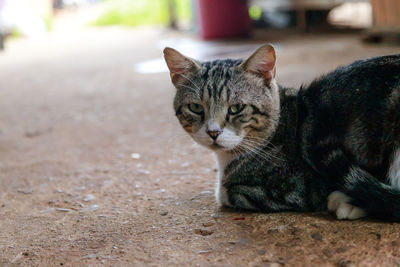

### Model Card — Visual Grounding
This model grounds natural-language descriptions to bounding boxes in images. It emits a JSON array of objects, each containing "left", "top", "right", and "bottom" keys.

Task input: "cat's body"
[
  {"left": 164, "top": 45, "right": 400, "bottom": 221},
  {"left": 219, "top": 86, "right": 329, "bottom": 213}
]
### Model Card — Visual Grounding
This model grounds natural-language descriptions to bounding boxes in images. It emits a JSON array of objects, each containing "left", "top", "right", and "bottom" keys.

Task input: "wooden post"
[
  {"left": 0, "top": 34, "right": 3, "bottom": 50},
  {"left": 367, "top": 0, "right": 400, "bottom": 43},
  {"left": 295, "top": 0, "right": 307, "bottom": 31},
  {"left": 370, "top": 0, "right": 400, "bottom": 31},
  {"left": 0, "top": 0, "right": 4, "bottom": 50}
]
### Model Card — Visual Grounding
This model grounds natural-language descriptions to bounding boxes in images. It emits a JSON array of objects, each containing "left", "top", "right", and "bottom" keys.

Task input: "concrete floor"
[{"left": 1, "top": 26, "right": 400, "bottom": 266}]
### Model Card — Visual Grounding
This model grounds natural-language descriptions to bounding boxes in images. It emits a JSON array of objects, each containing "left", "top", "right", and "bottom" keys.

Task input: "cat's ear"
[
  {"left": 240, "top": 44, "right": 276, "bottom": 84},
  {"left": 163, "top": 47, "right": 200, "bottom": 86}
]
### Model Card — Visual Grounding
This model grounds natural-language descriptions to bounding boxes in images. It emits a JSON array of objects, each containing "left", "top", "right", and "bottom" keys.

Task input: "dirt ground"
[{"left": 1, "top": 25, "right": 400, "bottom": 266}]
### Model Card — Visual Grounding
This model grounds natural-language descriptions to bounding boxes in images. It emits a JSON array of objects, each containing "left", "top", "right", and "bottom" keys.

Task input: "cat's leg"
[
  {"left": 227, "top": 184, "right": 296, "bottom": 212},
  {"left": 309, "top": 144, "right": 369, "bottom": 219},
  {"left": 216, "top": 180, "right": 262, "bottom": 210},
  {"left": 215, "top": 178, "right": 232, "bottom": 208},
  {"left": 327, "top": 191, "right": 366, "bottom": 220},
  {"left": 227, "top": 185, "right": 261, "bottom": 211}
]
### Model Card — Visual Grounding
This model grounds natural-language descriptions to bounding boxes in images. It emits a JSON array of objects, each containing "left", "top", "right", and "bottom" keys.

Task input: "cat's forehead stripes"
[{"left": 200, "top": 59, "right": 242, "bottom": 102}]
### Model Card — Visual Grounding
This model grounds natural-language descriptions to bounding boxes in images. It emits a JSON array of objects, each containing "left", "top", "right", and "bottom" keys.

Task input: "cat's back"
[
  {"left": 315, "top": 54, "right": 400, "bottom": 83},
  {"left": 299, "top": 54, "right": 400, "bottom": 112},
  {"left": 296, "top": 55, "right": 400, "bottom": 182}
]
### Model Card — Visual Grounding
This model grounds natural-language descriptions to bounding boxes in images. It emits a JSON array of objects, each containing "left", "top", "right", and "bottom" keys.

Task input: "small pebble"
[
  {"left": 103, "top": 180, "right": 113, "bottom": 185},
  {"left": 202, "top": 221, "right": 214, "bottom": 227},
  {"left": 322, "top": 248, "right": 333, "bottom": 257},
  {"left": 203, "top": 168, "right": 212, "bottom": 173},
  {"left": 311, "top": 232, "right": 323, "bottom": 241},
  {"left": 336, "top": 247, "right": 349, "bottom": 253},
  {"left": 82, "top": 205, "right": 99, "bottom": 212},
  {"left": 136, "top": 163, "right": 143, "bottom": 168},
  {"left": 257, "top": 249, "right": 266, "bottom": 255},
  {"left": 181, "top": 162, "right": 190, "bottom": 168},
  {"left": 339, "top": 259, "right": 354, "bottom": 267},
  {"left": 25, "top": 130, "right": 40, "bottom": 138},
  {"left": 194, "top": 228, "right": 214, "bottom": 236},
  {"left": 211, "top": 213, "right": 222, "bottom": 219},
  {"left": 155, "top": 189, "right": 165, "bottom": 193},
  {"left": 56, "top": 208, "right": 72, "bottom": 212},
  {"left": 40, "top": 208, "right": 55, "bottom": 214},
  {"left": 81, "top": 253, "right": 111, "bottom": 260},
  {"left": 131, "top": 153, "right": 141, "bottom": 159},
  {"left": 197, "top": 249, "right": 212, "bottom": 254},
  {"left": 159, "top": 210, "right": 168, "bottom": 216},
  {"left": 82, "top": 254, "right": 97, "bottom": 259},
  {"left": 17, "top": 189, "right": 33, "bottom": 194},
  {"left": 83, "top": 194, "right": 95, "bottom": 202}
]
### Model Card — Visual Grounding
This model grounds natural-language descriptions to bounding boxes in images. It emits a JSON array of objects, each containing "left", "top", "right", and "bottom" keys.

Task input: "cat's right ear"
[{"left": 163, "top": 47, "right": 200, "bottom": 86}]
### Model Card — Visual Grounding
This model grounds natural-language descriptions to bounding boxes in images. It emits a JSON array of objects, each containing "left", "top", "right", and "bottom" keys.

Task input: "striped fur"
[{"left": 164, "top": 45, "right": 400, "bottom": 221}]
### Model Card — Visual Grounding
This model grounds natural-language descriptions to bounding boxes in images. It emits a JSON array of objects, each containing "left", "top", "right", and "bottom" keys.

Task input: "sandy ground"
[{"left": 1, "top": 25, "right": 400, "bottom": 266}]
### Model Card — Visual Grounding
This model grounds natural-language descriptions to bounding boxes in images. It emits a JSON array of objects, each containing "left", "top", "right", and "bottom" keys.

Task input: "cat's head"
[{"left": 163, "top": 44, "right": 280, "bottom": 153}]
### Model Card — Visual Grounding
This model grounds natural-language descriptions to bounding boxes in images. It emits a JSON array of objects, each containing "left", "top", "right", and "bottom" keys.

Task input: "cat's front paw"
[
  {"left": 225, "top": 185, "right": 260, "bottom": 211},
  {"left": 328, "top": 191, "right": 366, "bottom": 220},
  {"left": 216, "top": 184, "right": 258, "bottom": 210},
  {"left": 215, "top": 184, "right": 232, "bottom": 208}
]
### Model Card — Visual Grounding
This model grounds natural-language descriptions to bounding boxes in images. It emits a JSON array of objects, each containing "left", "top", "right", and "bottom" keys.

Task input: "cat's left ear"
[
  {"left": 240, "top": 44, "right": 276, "bottom": 84},
  {"left": 163, "top": 47, "right": 200, "bottom": 86}
]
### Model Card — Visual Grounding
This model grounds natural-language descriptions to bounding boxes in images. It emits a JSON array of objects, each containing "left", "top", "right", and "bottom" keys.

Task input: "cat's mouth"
[
  {"left": 209, "top": 142, "right": 241, "bottom": 152},
  {"left": 210, "top": 142, "right": 224, "bottom": 150}
]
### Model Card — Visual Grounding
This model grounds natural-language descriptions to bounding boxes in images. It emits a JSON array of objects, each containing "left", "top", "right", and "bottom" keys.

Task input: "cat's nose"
[{"left": 207, "top": 130, "right": 221, "bottom": 140}]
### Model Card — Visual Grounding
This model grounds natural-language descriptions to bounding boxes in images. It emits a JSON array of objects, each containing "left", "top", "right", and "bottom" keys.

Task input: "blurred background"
[
  {"left": 0, "top": 0, "right": 399, "bottom": 47},
  {"left": 1, "top": 1, "right": 400, "bottom": 265},
  {"left": 1, "top": 0, "right": 400, "bottom": 69},
  {"left": 1, "top": 0, "right": 399, "bottom": 77}
]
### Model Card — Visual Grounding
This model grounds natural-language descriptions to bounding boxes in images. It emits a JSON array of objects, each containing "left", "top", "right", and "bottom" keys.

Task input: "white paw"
[
  {"left": 327, "top": 191, "right": 366, "bottom": 220},
  {"left": 215, "top": 183, "right": 232, "bottom": 207}
]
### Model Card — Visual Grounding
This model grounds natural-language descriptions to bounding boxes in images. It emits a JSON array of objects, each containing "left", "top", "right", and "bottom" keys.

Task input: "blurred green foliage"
[
  {"left": 91, "top": 0, "right": 192, "bottom": 27},
  {"left": 44, "top": 16, "right": 54, "bottom": 31},
  {"left": 10, "top": 29, "right": 22, "bottom": 38},
  {"left": 249, "top": 5, "right": 262, "bottom": 20},
  {"left": 9, "top": 16, "right": 52, "bottom": 39}
]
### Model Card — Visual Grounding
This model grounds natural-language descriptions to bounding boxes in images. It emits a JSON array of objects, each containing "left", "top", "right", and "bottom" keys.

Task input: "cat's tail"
[{"left": 342, "top": 167, "right": 400, "bottom": 221}]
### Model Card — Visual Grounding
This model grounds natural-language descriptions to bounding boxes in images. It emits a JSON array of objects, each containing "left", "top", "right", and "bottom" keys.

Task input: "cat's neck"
[
  {"left": 215, "top": 151, "right": 236, "bottom": 171},
  {"left": 270, "top": 86, "right": 300, "bottom": 153}
]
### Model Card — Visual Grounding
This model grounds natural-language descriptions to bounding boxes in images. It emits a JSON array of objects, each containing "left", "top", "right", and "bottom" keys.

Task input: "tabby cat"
[{"left": 163, "top": 44, "right": 400, "bottom": 221}]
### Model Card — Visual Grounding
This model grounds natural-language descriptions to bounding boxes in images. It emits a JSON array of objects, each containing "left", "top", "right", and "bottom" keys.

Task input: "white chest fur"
[{"left": 214, "top": 152, "right": 236, "bottom": 207}]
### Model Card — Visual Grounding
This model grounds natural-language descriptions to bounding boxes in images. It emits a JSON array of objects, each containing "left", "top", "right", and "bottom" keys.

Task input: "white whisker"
[
  {"left": 176, "top": 73, "right": 201, "bottom": 91},
  {"left": 239, "top": 140, "right": 286, "bottom": 166}
]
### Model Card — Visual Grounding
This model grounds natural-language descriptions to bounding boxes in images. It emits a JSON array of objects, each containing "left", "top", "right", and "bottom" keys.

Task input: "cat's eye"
[
  {"left": 188, "top": 103, "right": 204, "bottom": 114},
  {"left": 228, "top": 104, "right": 245, "bottom": 115}
]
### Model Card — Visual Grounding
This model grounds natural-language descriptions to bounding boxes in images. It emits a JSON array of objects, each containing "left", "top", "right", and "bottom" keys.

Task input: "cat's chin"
[
  {"left": 207, "top": 143, "right": 238, "bottom": 153},
  {"left": 210, "top": 143, "right": 224, "bottom": 150}
]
